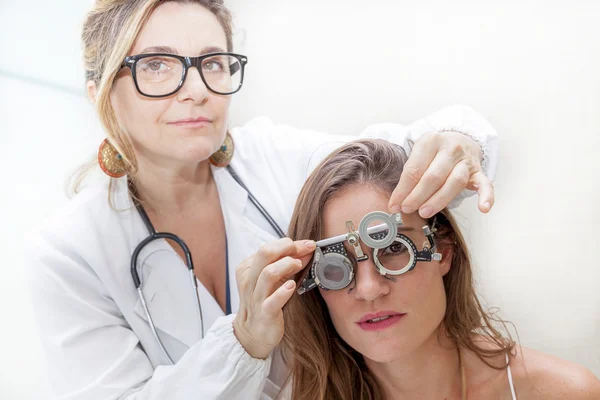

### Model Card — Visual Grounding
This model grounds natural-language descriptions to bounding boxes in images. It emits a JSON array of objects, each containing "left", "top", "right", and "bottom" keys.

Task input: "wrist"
[{"left": 233, "top": 317, "right": 271, "bottom": 360}]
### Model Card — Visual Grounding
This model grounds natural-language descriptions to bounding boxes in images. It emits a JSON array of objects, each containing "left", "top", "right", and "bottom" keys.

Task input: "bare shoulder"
[{"left": 510, "top": 346, "right": 600, "bottom": 399}]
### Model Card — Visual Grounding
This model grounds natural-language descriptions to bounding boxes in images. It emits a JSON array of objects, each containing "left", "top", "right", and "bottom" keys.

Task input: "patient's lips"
[{"left": 357, "top": 311, "right": 405, "bottom": 331}]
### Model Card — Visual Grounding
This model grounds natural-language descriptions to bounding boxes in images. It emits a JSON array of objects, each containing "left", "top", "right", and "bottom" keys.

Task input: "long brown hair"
[{"left": 282, "top": 139, "right": 514, "bottom": 400}]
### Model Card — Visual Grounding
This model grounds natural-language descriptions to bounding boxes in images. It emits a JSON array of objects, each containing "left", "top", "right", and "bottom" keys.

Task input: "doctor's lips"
[
  {"left": 168, "top": 116, "right": 212, "bottom": 127},
  {"left": 357, "top": 311, "right": 405, "bottom": 331}
]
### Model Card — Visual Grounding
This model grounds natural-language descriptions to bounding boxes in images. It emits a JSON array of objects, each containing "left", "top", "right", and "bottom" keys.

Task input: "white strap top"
[{"left": 506, "top": 353, "right": 518, "bottom": 400}]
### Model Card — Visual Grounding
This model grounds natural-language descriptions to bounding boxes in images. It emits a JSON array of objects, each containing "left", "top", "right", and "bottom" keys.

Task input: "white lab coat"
[{"left": 24, "top": 106, "right": 498, "bottom": 400}]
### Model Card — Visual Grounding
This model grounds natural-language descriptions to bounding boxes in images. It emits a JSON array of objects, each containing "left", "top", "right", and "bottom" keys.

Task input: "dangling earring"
[
  {"left": 209, "top": 132, "right": 234, "bottom": 167},
  {"left": 98, "top": 138, "right": 127, "bottom": 178}
]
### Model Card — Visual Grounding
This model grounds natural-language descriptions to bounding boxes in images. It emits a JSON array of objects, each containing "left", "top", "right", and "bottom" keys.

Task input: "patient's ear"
[
  {"left": 87, "top": 80, "right": 97, "bottom": 104},
  {"left": 439, "top": 245, "right": 454, "bottom": 276}
]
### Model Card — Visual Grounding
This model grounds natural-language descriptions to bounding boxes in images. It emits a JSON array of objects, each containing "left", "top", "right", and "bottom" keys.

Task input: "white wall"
[{"left": 1, "top": 0, "right": 598, "bottom": 398}]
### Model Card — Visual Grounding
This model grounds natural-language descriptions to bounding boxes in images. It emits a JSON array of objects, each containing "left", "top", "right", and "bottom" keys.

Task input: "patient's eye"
[{"left": 380, "top": 242, "right": 408, "bottom": 256}]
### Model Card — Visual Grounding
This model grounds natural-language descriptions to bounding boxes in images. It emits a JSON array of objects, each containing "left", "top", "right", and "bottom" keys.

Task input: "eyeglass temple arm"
[{"left": 229, "top": 61, "right": 240, "bottom": 76}]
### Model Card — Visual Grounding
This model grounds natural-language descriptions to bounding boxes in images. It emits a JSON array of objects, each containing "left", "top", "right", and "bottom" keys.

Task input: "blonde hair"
[
  {"left": 71, "top": 0, "right": 233, "bottom": 195},
  {"left": 282, "top": 139, "right": 515, "bottom": 400}
]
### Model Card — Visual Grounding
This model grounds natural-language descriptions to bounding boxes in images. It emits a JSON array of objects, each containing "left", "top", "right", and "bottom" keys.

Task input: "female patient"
[{"left": 282, "top": 139, "right": 600, "bottom": 400}]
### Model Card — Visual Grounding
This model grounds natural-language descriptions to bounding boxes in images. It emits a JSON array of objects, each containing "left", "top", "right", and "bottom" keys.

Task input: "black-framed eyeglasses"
[{"left": 121, "top": 52, "right": 248, "bottom": 98}]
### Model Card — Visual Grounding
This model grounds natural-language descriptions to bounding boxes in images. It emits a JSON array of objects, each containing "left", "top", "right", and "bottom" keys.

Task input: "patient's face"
[{"left": 319, "top": 184, "right": 450, "bottom": 363}]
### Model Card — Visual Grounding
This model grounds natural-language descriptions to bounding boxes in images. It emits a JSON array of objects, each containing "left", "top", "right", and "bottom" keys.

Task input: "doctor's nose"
[{"left": 177, "top": 67, "right": 210, "bottom": 104}]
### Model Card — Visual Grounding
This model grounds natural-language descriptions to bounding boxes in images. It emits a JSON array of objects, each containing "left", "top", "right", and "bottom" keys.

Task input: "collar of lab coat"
[{"left": 110, "top": 165, "right": 275, "bottom": 352}]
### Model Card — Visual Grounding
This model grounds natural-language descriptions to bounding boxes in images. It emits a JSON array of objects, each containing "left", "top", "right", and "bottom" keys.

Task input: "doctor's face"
[
  {"left": 109, "top": 2, "right": 231, "bottom": 170},
  {"left": 319, "top": 185, "right": 453, "bottom": 363}
]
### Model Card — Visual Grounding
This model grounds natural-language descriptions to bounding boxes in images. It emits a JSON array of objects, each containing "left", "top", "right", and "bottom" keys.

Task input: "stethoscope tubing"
[{"left": 131, "top": 166, "right": 284, "bottom": 365}]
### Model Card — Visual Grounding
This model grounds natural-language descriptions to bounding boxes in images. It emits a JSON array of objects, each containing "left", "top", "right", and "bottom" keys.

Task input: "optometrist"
[{"left": 23, "top": 2, "right": 499, "bottom": 400}]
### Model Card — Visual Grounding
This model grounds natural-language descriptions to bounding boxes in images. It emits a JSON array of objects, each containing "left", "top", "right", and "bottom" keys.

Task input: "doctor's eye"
[
  {"left": 202, "top": 57, "right": 227, "bottom": 73},
  {"left": 138, "top": 57, "right": 178, "bottom": 75}
]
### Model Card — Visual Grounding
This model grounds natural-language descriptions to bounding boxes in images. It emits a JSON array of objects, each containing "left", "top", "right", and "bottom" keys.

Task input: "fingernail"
[
  {"left": 390, "top": 204, "right": 401, "bottom": 214},
  {"left": 285, "top": 280, "right": 296, "bottom": 290},
  {"left": 484, "top": 201, "right": 491, "bottom": 210},
  {"left": 419, "top": 206, "right": 433, "bottom": 218},
  {"left": 401, "top": 205, "right": 414, "bottom": 214},
  {"left": 305, "top": 240, "right": 316, "bottom": 249}
]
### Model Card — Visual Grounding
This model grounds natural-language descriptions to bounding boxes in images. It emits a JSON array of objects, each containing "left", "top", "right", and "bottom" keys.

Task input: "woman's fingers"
[
  {"left": 253, "top": 256, "right": 303, "bottom": 303},
  {"left": 253, "top": 240, "right": 316, "bottom": 302},
  {"left": 233, "top": 238, "right": 315, "bottom": 359},
  {"left": 388, "top": 134, "right": 437, "bottom": 213},
  {"left": 396, "top": 147, "right": 459, "bottom": 215},
  {"left": 262, "top": 280, "right": 297, "bottom": 316},
  {"left": 416, "top": 159, "right": 471, "bottom": 218},
  {"left": 240, "top": 238, "right": 295, "bottom": 295},
  {"left": 389, "top": 130, "right": 494, "bottom": 216},
  {"left": 469, "top": 170, "right": 495, "bottom": 213}
]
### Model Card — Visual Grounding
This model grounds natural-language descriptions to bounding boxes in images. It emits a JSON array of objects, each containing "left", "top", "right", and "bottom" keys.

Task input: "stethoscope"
[{"left": 130, "top": 165, "right": 285, "bottom": 364}]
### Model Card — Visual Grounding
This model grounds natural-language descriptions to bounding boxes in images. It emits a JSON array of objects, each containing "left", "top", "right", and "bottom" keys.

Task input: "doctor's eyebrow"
[
  {"left": 200, "top": 45, "right": 226, "bottom": 54},
  {"left": 137, "top": 45, "right": 227, "bottom": 55},
  {"left": 139, "top": 46, "right": 179, "bottom": 54}
]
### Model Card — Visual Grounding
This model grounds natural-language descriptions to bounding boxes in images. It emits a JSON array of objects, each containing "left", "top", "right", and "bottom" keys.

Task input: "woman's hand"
[
  {"left": 389, "top": 130, "right": 494, "bottom": 218},
  {"left": 233, "top": 238, "right": 316, "bottom": 359}
]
